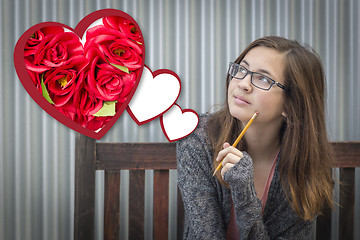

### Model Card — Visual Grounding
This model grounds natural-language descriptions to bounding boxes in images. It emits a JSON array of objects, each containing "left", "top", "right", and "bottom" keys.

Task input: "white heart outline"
[
  {"left": 160, "top": 103, "right": 199, "bottom": 142},
  {"left": 127, "top": 65, "right": 181, "bottom": 125}
]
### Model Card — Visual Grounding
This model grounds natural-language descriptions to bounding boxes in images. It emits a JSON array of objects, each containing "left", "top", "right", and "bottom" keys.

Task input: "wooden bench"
[{"left": 74, "top": 134, "right": 360, "bottom": 240}]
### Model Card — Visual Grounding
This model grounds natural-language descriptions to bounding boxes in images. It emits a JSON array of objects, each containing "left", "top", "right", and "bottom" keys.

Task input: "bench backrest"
[{"left": 74, "top": 134, "right": 360, "bottom": 240}]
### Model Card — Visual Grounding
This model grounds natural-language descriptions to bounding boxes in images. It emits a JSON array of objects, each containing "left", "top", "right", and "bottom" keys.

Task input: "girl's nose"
[{"left": 237, "top": 74, "right": 253, "bottom": 93}]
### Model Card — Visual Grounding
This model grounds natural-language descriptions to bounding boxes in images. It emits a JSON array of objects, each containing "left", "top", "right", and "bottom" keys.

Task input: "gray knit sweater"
[{"left": 177, "top": 114, "right": 313, "bottom": 239}]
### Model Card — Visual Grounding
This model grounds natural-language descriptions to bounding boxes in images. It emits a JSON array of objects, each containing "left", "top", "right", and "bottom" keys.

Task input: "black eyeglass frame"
[{"left": 228, "top": 62, "right": 287, "bottom": 91}]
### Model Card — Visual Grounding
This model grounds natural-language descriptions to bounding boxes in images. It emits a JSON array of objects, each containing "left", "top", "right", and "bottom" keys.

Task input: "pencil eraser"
[{"left": 255, "top": 111, "right": 259, "bottom": 115}]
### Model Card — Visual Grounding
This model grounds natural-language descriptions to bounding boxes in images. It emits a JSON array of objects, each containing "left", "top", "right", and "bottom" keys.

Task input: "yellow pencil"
[{"left": 212, "top": 111, "right": 259, "bottom": 176}]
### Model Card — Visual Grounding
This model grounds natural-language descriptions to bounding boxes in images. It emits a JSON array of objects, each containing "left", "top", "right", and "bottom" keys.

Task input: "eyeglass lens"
[{"left": 229, "top": 63, "right": 273, "bottom": 90}]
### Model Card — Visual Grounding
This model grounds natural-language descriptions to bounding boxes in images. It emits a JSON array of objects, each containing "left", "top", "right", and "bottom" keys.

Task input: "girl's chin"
[{"left": 229, "top": 109, "right": 254, "bottom": 122}]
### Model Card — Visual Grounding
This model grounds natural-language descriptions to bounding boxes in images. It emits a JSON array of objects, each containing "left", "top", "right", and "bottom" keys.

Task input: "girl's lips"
[{"left": 234, "top": 96, "right": 251, "bottom": 105}]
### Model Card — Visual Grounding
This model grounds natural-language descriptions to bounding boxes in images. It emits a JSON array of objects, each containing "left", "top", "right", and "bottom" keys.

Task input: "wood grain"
[
  {"left": 74, "top": 134, "right": 96, "bottom": 240},
  {"left": 332, "top": 141, "right": 360, "bottom": 168},
  {"left": 339, "top": 168, "right": 355, "bottom": 239},
  {"left": 104, "top": 171, "right": 120, "bottom": 240},
  {"left": 177, "top": 188, "right": 185, "bottom": 240},
  {"left": 153, "top": 170, "right": 169, "bottom": 240},
  {"left": 73, "top": 139, "right": 360, "bottom": 239},
  {"left": 96, "top": 143, "right": 177, "bottom": 170},
  {"left": 129, "top": 170, "right": 145, "bottom": 239},
  {"left": 315, "top": 205, "right": 332, "bottom": 240}
]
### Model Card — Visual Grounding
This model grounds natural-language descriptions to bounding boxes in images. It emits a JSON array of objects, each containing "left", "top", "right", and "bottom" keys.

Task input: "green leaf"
[
  {"left": 93, "top": 101, "right": 117, "bottom": 117},
  {"left": 41, "top": 75, "right": 55, "bottom": 104},
  {"left": 109, "top": 62, "right": 130, "bottom": 74},
  {"left": 104, "top": 55, "right": 130, "bottom": 74}
]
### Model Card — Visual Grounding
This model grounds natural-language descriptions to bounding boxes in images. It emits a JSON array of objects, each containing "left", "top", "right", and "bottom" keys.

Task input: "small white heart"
[
  {"left": 160, "top": 104, "right": 199, "bottom": 142},
  {"left": 127, "top": 66, "right": 181, "bottom": 124}
]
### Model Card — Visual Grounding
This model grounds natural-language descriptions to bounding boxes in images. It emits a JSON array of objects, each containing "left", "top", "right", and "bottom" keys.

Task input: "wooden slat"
[
  {"left": 96, "top": 143, "right": 177, "bottom": 170},
  {"left": 332, "top": 142, "right": 360, "bottom": 168},
  {"left": 177, "top": 188, "right": 185, "bottom": 240},
  {"left": 129, "top": 170, "right": 145, "bottom": 239},
  {"left": 74, "top": 134, "right": 96, "bottom": 240},
  {"left": 104, "top": 171, "right": 121, "bottom": 240},
  {"left": 73, "top": 140, "right": 360, "bottom": 240},
  {"left": 315, "top": 205, "right": 332, "bottom": 240},
  {"left": 94, "top": 141, "right": 360, "bottom": 170},
  {"left": 339, "top": 168, "right": 355, "bottom": 239},
  {"left": 153, "top": 170, "right": 169, "bottom": 240}
]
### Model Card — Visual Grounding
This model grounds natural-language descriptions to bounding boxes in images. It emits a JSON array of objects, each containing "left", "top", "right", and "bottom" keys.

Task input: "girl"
[{"left": 177, "top": 36, "right": 334, "bottom": 239}]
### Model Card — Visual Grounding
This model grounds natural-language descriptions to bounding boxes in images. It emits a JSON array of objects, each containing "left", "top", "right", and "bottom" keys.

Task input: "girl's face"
[{"left": 228, "top": 46, "right": 286, "bottom": 125}]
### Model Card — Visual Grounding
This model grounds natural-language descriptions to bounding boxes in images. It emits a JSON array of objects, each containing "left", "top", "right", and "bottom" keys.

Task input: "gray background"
[{"left": 1, "top": 0, "right": 359, "bottom": 239}]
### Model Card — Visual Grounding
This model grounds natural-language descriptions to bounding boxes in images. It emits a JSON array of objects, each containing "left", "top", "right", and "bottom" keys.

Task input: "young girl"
[{"left": 177, "top": 36, "right": 334, "bottom": 239}]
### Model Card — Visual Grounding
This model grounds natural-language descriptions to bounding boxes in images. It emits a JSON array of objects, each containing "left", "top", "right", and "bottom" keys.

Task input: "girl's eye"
[
  {"left": 254, "top": 74, "right": 271, "bottom": 84},
  {"left": 239, "top": 66, "right": 247, "bottom": 74},
  {"left": 261, "top": 77, "right": 270, "bottom": 83}
]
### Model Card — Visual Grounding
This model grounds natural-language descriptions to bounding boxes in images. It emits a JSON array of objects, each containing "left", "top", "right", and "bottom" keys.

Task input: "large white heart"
[
  {"left": 127, "top": 66, "right": 181, "bottom": 125},
  {"left": 160, "top": 104, "right": 199, "bottom": 142}
]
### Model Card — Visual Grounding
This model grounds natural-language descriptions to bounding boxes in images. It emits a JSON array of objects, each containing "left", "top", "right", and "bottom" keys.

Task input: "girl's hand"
[{"left": 216, "top": 142, "right": 244, "bottom": 178}]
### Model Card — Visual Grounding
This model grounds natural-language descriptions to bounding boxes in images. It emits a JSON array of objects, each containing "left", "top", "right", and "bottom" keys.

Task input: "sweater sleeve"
[
  {"left": 223, "top": 152, "right": 313, "bottom": 240},
  {"left": 223, "top": 152, "right": 270, "bottom": 239},
  {"left": 177, "top": 129, "right": 227, "bottom": 239}
]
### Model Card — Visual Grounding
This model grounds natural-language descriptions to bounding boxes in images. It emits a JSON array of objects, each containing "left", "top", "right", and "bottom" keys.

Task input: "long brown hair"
[{"left": 207, "top": 36, "right": 334, "bottom": 221}]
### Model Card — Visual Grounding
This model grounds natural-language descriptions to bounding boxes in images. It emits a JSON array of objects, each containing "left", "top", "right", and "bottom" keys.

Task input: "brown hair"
[{"left": 207, "top": 36, "right": 334, "bottom": 221}]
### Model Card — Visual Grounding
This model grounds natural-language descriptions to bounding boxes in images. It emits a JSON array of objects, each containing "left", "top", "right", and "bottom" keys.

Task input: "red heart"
[{"left": 14, "top": 9, "right": 145, "bottom": 139}]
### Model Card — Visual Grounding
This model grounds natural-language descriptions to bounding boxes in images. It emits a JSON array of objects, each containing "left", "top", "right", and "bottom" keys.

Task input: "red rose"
[
  {"left": 56, "top": 100, "right": 110, "bottom": 131},
  {"left": 25, "top": 31, "right": 84, "bottom": 73},
  {"left": 85, "top": 25, "right": 143, "bottom": 71},
  {"left": 85, "top": 47, "right": 136, "bottom": 102},
  {"left": 72, "top": 82, "right": 113, "bottom": 130},
  {"left": 74, "top": 82, "right": 103, "bottom": 117},
  {"left": 115, "top": 69, "right": 136, "bottom": 103},
  {"left": 103, "top": 16, "right": 142, "bottom": 43},
  {"left": 22, "top": 21, "right": 143, "bottom": 132},
  {"left": 42, "top": 56, "right": 88, "bottom": 107},
  {"left": 24, "top": 26, "right": 64, "bottom": 57},
  {"left": 56, "top": 101, "right": 81, "bottom": 123},
  {"left": 26, "top": 69, "right": 42, "bottom": 91},
  {"left": 57, "top": 100, "right": 111, "bottom": 131}
]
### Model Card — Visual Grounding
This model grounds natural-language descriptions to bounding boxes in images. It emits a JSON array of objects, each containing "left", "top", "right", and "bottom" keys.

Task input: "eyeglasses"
[{"left": 228, "top": 62, "right": 286, "bottom": 91}]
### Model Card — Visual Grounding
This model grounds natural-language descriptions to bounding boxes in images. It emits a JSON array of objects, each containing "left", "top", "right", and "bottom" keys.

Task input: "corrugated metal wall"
[{"left": 1, "top": 0, "right": 359, "bottom": 239}]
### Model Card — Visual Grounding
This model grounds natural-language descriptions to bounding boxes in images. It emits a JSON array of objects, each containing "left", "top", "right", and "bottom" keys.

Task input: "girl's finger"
[
  {"left": 221, "top": 153, "right": 241, "bottom": 167},
  {"left": 216, "top": 145, "right": 243, "bottom": 162},
  {"left": 221, "top": 162, "right": 234, "bottom": 177},
  {"left": 216, "top": 142, "right": 231, "bottom": 161},
  {"left": 223, "top": 142, "right": 231, "bottom": 148}
]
